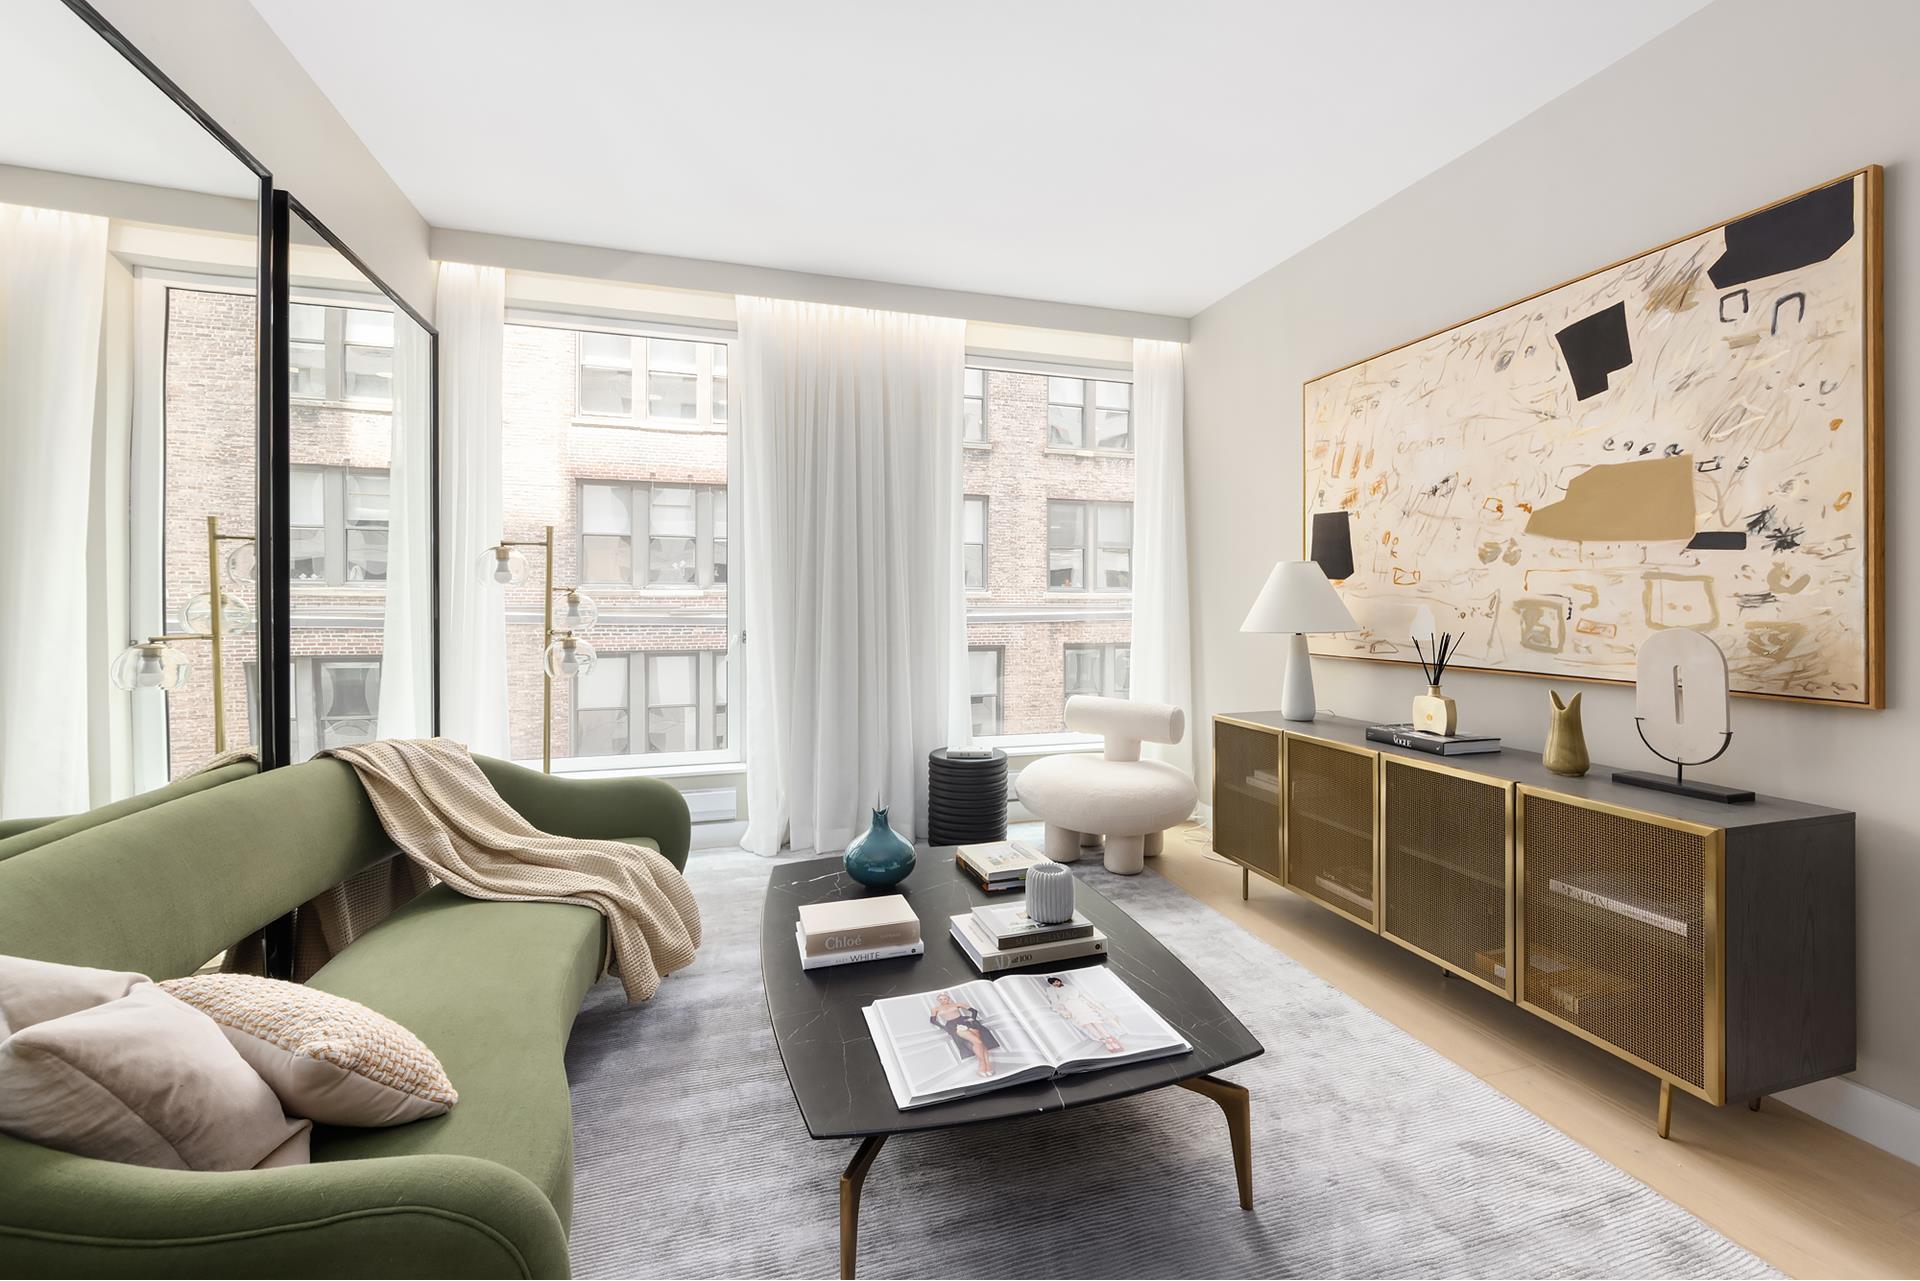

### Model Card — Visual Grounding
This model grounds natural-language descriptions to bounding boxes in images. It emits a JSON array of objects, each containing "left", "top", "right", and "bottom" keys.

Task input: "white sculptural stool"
[{"left": 1013, "top": 696, "right": 1196, "bottom": 875}]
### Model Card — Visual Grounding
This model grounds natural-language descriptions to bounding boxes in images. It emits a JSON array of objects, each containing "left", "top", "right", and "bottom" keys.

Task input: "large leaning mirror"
[
  {"left": 279, "top": 199, "right": 437, "bottom": 760},
  {"left": 0, "top": 0, "right": 270, "bottom": 821}
]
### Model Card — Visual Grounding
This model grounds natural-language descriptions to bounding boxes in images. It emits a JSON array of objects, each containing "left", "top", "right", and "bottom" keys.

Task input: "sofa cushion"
[
  {"left": 305, "top": 884, "right": 606, "bottom": 1224},
  {"left": 0, "top": 761, "right": 258, "bottom": 864},
  {"left": 159, "top": 973, "right": 458, "bottom": 1127}
]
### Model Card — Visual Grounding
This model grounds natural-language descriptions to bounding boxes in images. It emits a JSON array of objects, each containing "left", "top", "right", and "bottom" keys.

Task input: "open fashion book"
[{"left": 862, "top": 966, "right": 1190, "bottom": 1109}]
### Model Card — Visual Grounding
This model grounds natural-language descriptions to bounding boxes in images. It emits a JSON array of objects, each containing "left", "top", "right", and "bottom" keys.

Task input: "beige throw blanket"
[{"left": 322, "top": 738, "right": 701, "bottom": 1002}]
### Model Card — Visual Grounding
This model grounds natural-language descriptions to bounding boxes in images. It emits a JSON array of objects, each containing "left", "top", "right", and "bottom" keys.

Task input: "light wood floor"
[{"left": 1149, "top": 823, "right": 1920, "bottom": 1279}]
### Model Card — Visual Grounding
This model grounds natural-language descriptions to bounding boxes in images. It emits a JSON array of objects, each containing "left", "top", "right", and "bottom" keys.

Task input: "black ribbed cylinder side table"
[{"left": 927, "top": 747, "right": 1009, "bottom": 845}]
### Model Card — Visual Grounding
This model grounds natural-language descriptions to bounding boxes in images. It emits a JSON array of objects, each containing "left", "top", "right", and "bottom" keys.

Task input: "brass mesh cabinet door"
[
  {"left": 1212, "top": 720, "right": 1280, "bottom": 879},
  {"left": 1382, "top": 759, "right": 1511, "bottom": 994},
  {"left": 1283, "top": 734, "right": 1378, "bottom": 926},
  {"left": 1519, "top": 790, "right": 1720, "bottom": 1100}
]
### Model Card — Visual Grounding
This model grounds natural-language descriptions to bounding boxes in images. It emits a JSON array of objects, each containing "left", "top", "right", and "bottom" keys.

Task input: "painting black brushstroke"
[
  {"left": 1687, "top": 531, "right": 1748, "bottom": 550},
  {"left": 1553, "top": 302, "right": 1632, "bottom": 401},
  {"left": 1707, "top": 180, "right": 1854, "bottom": 288}
]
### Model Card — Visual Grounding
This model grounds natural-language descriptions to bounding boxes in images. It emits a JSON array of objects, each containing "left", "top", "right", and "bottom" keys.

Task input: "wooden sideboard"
[{"left": 1212, "top": 713, "right": 1856, "bottom": 1137}]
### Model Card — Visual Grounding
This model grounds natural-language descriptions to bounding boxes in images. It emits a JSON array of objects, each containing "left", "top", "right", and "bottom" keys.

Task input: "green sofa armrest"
[
  {"left": 474, "top": 755, "right": 691, "bottom": 872},
  {"left": 0, "top": 1136, "right": 570, "bottom": 1279},
  {"left": 0, "top": 814, "right": 56, "bottom": 840},
  {"left": 0, "top": 761, "right": 259, "bottom": 864}
]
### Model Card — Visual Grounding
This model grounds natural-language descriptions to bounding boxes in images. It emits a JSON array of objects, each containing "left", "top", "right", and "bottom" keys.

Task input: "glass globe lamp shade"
[
  {"left": 109, "top": 641, "right": 191, "bottom": 691},
  {"left": 184, "top": 590, "right": 255, "bottom": 634},
  {"left": 481, "top": 545, "right": 529, "bottom": 586},
  {"left": 543, "top": 634, "right": 596, "bottom": 680},
  {"left": 223, "top": 539, "right": 257, "bottom": 583},
  {"left": 556, "top": 589, "right": 599, "bottom": 632}
]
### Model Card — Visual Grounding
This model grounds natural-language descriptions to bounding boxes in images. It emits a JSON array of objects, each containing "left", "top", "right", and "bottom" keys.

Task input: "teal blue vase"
[{"left": 844, "top": 807, "right": 916, "bottom": 887}]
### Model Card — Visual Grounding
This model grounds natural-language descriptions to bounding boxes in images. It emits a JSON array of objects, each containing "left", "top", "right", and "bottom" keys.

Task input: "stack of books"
[
  {"left": 955, "top": 840, "right": 1049, "bottom": 893},
  {"left": 794, "top": 895, "right": 925, "bottom": 971},
  {"left": 1365, "top": 723, "right": 1501, "bottom": 755},
  {"left": 949, "top": 900, "right": 1108, "bottom": 973}
]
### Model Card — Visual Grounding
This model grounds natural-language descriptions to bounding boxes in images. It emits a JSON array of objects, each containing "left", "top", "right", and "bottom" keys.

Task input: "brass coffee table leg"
[
  {"left": 1178, "top": 1075, "right": 1253, "bottom": 1209},
  {"left": 839, "top": 1135, "right": 886, "bottom": 1279}
]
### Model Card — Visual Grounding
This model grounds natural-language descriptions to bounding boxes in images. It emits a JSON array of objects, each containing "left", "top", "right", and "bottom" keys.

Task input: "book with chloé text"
[{"left": 796, "top": 894, "right": 921, "bottom": 962}]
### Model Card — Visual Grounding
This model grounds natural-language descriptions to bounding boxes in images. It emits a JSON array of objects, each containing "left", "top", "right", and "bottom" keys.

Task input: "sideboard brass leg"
[
  {"left": 839, "top": 1135, "right": 885, "bottom": 1279},
  {"left": 1179, "top": 1074, "right": 1253, "bottom": 1209},
  {"left": 1657, "top": 1080, "right": 1673, "bottom": 1139}
]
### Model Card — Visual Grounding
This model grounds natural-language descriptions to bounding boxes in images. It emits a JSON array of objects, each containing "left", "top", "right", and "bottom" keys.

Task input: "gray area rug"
[{"left": 564, "top": 850, "right": 1778, "bottom": 1279}]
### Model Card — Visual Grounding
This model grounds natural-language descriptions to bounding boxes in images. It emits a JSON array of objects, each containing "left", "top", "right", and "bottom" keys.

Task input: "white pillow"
[
  {"left": 0, "top": 956, "right": 308, "bottom": 1171},
  {"left": 160, "top": 974, "right": 456, "bottom": 1126}
]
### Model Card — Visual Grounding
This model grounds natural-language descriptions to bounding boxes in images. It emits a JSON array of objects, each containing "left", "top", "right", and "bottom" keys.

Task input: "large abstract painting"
[{"left": 1303, "top": 168, "right": 1883, "bottom": 707}]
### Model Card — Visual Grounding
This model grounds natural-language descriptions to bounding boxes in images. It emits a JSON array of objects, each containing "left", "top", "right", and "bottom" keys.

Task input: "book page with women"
[{"left": 863, "top": 968, "right": 1189, "bottom": 1109}]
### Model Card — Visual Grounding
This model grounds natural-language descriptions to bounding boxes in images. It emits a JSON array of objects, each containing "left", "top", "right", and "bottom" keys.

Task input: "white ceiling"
[
  {"left": 0, "top": 0, "right": 257, "bottom": 200},
  {"left": 251, "top": 0, "right": 1709, "bottom": 318}
]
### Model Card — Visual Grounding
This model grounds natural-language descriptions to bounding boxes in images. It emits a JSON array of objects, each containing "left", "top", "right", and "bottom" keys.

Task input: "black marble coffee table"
[{"left": 762, "top": 850, "right": 1264, "bottom": 1278}]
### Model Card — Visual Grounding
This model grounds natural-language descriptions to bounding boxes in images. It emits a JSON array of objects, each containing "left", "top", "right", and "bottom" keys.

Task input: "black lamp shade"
[{"left": 1310, "top": 510, "right": 1355, "bottom": 582}]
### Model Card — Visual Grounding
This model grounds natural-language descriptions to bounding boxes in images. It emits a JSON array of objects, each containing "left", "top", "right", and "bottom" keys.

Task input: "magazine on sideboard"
[{"left": 862, "top": 966, "right": 1190, "bottom": 1110}]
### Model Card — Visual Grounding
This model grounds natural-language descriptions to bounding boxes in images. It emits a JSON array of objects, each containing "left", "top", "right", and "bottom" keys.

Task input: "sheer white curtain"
[
  {"left": 377, "top": 311, "right": 433, "bottom": 739},
  {"left": 0, "top": 204, "right": 108, "bottom": 816},
  {"left": 1129, "top": 338, "right": 1193, "bottom": 778},
  {"left": 435, "top": 263, "right": 509, "bottom": 756},
  {"left": 737, "top": 296, "right": 968, "bottom": 857}
]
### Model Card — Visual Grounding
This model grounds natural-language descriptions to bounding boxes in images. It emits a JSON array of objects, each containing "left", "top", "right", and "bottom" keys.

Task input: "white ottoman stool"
[{"left": 1014, "top": 696, "right": 1197, "bottom": 875}]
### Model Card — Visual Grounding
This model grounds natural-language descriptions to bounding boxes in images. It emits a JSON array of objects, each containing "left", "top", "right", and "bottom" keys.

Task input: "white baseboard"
[{"left": 1777, "top": 1075, "right": 1920, "bottom": 1166}]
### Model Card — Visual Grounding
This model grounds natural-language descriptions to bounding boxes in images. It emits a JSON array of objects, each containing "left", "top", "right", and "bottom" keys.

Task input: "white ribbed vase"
[{"left": 1024, "top": 862, "right": 1075, "bottom": 925}]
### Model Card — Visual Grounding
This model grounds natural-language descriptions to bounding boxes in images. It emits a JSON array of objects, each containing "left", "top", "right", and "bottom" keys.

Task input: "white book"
[
  {"left": 949, "top": 914, "right": 1107, "bottom": 973},
  {"left": 794, "top": 923, "right": 925, "bottom": 970},
  {"left": 863, "top": 964, "right": 1189, "bottom": 1110}
]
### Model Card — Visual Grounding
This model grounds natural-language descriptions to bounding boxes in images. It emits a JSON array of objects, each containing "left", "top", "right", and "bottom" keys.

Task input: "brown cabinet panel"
[
  {"left": 1519, "top": 790, "right": 1718, "bottom": 1099},
  {"left": 1212, "top": 720, "right": 1280, "bottom": 879},
  {"left": 1382, "top": 758, "right": 1511, "bottom": 994},
  {"left": 1284, "top": 734, "right": 1377, "bottom": 927}
]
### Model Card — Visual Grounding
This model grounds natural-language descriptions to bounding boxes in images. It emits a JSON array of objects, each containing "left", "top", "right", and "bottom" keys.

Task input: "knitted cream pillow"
[{"left": 159, "top": 974, "right": 456, "bottom": 1127}]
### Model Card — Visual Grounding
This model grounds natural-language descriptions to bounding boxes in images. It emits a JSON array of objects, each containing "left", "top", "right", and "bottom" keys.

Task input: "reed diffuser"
[{"left": 1411, "top": 631, "right": 1459, "bottom": 735}]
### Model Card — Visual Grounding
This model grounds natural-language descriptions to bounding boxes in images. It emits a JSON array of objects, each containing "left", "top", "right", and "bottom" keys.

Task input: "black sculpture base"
[{"left": 1611, "top": 770, "right": 1756, "bottom": 804}]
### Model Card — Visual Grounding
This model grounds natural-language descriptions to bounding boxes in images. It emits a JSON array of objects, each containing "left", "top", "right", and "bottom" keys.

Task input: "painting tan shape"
[{"left": 1525, "top": 455, "right": 1696, "bottom": 542}]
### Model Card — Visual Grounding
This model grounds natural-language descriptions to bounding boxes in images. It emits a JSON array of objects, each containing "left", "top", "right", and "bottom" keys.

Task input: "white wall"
[
  {"left": 1185, "top": 0, "right": 1920, "bottom": 1118},
  {"left": 91, "top": 0, "right": 435, "bottom": 319}
]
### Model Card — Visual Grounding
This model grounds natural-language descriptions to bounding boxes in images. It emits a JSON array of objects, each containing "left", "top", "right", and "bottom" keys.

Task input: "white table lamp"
[{"left": 1241, "top": 560, "right": 1359, "bottom": 722}]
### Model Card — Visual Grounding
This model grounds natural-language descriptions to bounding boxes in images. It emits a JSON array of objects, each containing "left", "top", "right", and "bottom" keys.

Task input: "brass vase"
[{"left": 1543, "top": 691, "right": 1589, "bottom": 777}]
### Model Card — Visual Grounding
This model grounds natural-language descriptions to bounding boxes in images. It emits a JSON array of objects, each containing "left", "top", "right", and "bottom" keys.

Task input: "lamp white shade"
[{"left": 1240, "top": 560, "right": 1358, "bottom": 635}]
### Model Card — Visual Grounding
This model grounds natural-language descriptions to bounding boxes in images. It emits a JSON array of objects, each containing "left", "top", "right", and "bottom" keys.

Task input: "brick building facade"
[{"left": 159, "top": 296, "right": 1131, "bottom": 776}]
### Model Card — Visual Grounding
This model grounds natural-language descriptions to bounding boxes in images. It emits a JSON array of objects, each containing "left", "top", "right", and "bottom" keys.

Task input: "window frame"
[
  {"left": 1038, "top": 374, "right": 1133, "bottom": 455},
  {"left": 967, "top": 646, "right": 1004, "bottom": 738},
  {"left": 1046, "top": 498, "right": 1133, "bottom": 595},
  {"left": 577, "top": 479, "right": 728, "bottom": 591},
  {"left": 1062, "top": 641, "right": 1132, "bottom": 708},
  {"left": 962, "top": 367, "right": 989, "bottom": 445},
  {"left": 569, "top": 325, "right": 729, "bottom": 430},
  {"left": 962, "top": 494, "right": 989, "bottom": 591},
  {"left": 286, "top": 292, "right": 397, "bottom": 409},
  {"left": 568, "top": 648, "right": 731, "bottom": 764},
  {"left": 288, "top": 464, "right": 392, "bottom": 588}
]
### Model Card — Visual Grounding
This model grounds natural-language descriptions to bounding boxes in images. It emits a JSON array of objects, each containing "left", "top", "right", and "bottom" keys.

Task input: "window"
[
  {"left": 289, "top": 466, "right": 389, "bottom": 585},
  {"left": 963, "top": 496, "right": 988, "bottom": 590},
  {"left": 963, "top": 367, "right": 986, "bottom": 443},
  {"left": 1048, "top": 500, "right": 1132, "bottom": 592},
  {"left": 1064, "top": 643, "right": 1131, "bottom": 711},
  {"left": 571, "top": 650, "right": 729, "bottom": 758},
  {"left": 287, "top": 302, "right": 394, "bottom": 406},
  {"left": 575, "top": 330, "right": 728, "bottom": 428},
  {"left": 968, "top": 648, "right": 1002, "bottom": 737},
  {"left": 1045, "top": 376, "right": 1130, "bottom": 452},
  {"left": 270, "top": 656, "right": 383, "bottom": 760},
  {"left": 578, "top": 481, "right": 727, "bottom": 589}
]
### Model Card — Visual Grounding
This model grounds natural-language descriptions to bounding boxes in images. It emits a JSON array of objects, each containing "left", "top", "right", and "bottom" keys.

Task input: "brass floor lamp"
[
  {"left": 110, "top": 516, "right": 256, "bottom": 752},
  {"left": 483, "top": 525, "right": 598, "bottom": 772}
]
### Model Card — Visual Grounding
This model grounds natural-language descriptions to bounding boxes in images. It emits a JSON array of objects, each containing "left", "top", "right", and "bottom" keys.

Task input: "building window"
[
  {"left": 963, "top": 495, "right": 988, "bottom": 590},
  {"left": 287, "top": 302, "right": 394, "bottom": 406},
  {"left": 968, "top": 648, "right": 1002, "bottom": 737},
  {"left": 1064, "top": 643, "right": 1131, "bottom": 712},
  {"left": 963, "top": 367, "right": 987, "bottom": 443},
  {"left": 579, "top": 481, "right": 727, "bottom": 589},
  {"left": 289, "top": 466, "right": 389, "bottom": 586},
  {"left": 269, "top": 656, "right": 383, "bottom": 760},
  {"left": 1045, "top": 376, "right": 1130, "bottom": 452},
  {"left": 575, "top": 330, "right": 728, "bottom": 428},
  {"left": 572, "top": 650, "right": 728, "bottom": 758},
  {"left": 1047, "top": 500, "right": 1132, "bottom": 592}
]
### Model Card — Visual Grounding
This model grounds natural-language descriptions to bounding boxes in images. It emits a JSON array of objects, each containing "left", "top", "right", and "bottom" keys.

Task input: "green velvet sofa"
[
  {"left": 0, "top": 754, "right": 691, "bottom": 1279},
  {"left": 0, "top": 759, "right": 258, "bottom": 858}
]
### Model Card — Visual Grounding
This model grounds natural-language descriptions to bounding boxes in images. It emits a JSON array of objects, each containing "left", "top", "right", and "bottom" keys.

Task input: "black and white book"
[
  {"left": 1365, "top": 723, "right": 1502, "bottom": 755},
  {"left": 971, "top": 901, "right": 1095, "bottom": 949},
  {"left": 863, "top": 967, "right": 1189, "bottom": 1109}
]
